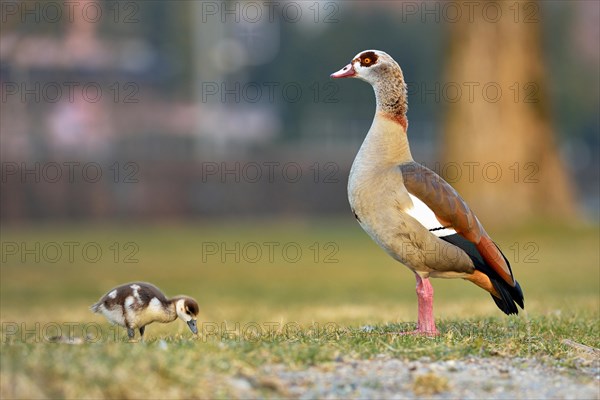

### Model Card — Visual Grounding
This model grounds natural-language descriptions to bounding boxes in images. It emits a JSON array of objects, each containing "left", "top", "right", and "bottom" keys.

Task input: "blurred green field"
[
  {"left": 1, "top": 219, "right": 599, "bottom": 398},
  {"left": 1, "top": 218, "right": 598, "bottom": 322}
]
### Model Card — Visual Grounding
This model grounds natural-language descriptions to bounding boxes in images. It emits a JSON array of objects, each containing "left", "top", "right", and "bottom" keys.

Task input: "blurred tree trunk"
[{"left": 442, "top": 0, "right": 576, "bottom": 224}]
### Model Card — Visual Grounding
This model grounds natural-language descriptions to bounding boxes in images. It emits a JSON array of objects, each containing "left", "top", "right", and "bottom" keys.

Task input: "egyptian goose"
[
  {"left": 331, "top": 50, "right": 524, "bottom": 335},
  {"left": 91, "top": 282, "right": 199, "bottom": 339}
]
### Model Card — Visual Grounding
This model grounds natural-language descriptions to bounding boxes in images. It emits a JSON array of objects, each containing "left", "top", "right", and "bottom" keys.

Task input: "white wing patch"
[
  {"left": 124, "top": 295, "right": 136, "bottom": 309},
  {"left": 108, "top": 290, "right": 117, "bottom": 299},
  {"left": 406, "top": 194, "right": 456, "bottom": 237},
  {"left": 130, "top": 284, "right": 142, "bottom": 302},
  {"left": 124, "top": 295, "right": 138, "bottom": 327},
  {"left": 148, "top": 297, "right": 163, "bottom": 313}
]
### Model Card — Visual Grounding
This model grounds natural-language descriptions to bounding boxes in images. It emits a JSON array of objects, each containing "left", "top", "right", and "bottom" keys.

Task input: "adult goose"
[{"left": 331, "top": 50, "right": 524, "bottom": 335}]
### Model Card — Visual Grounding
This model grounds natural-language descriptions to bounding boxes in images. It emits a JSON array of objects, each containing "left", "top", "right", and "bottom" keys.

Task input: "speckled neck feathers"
[{"left": 372, "top": 63, "right": 408, "bottom": 127}]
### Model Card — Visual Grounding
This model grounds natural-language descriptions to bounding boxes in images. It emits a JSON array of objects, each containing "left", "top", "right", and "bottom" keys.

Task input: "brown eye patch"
[
  {"left": 359, "top": 51, "right": 378, "bottom": 67},
  {"left": 185, "top": 299, "right": 199, "bottom": 315}
]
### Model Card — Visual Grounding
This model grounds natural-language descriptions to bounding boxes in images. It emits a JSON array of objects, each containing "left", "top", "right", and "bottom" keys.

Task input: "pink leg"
[{"left": 398, "top": 274, "right": 439, "bottom": 336}]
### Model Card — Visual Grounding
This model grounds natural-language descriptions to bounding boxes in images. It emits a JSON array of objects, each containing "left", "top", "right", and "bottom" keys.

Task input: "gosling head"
[{"left": 174, "top": 297, "right": 199, "bottom": 334}]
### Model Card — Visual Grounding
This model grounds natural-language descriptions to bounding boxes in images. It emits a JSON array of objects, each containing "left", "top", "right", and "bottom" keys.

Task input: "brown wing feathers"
[
  {"left": 399, "top": 162, "right": 516, "bottom": 287},
  {"left": 476, "top": 236, "right": 515, "bottom": 286}
]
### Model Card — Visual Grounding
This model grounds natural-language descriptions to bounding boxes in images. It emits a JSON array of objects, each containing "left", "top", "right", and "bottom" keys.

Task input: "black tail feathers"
[
  {"left": 489, "top": 277, "right": 524, "bottom": 315},
  {"left": 440, "top": 233, "right": 525, "bottom": 315}
]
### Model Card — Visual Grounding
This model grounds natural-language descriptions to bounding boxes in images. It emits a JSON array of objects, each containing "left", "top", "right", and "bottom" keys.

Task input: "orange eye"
[{"left": 363, "top": 58, "right": 371, "bottom": 64}]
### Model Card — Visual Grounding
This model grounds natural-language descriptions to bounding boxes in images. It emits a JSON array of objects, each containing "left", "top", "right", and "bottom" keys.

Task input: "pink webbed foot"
[{"left": 395, "top": 328, "right": 440, "bottom": 337}]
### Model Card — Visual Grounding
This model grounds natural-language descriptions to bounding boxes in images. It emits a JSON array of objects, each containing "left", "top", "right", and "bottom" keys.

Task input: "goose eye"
[{"left": 359, "top": 52, "right": 378, "bottom": 67}]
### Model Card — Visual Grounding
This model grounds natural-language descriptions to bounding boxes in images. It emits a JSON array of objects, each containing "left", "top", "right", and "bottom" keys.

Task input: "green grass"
[{"left": 1, "top": 218, "right": 598, "bottom": 398}]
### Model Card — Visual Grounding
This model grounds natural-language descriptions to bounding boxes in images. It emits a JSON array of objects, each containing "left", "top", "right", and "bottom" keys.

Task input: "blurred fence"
[{"left": 1, "top": 1, "right": 598, "bottom": 222}]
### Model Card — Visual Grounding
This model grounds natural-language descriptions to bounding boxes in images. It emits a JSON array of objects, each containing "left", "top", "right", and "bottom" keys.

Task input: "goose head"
[
  {"left": 174, "top": 297, "right": 199, "bottom": 334},
  {"left": 330, "top": 50, "right": 401, "bottom": 83},
  {"left": 330, "top": 49, "right": 408, "bottom": 125}
]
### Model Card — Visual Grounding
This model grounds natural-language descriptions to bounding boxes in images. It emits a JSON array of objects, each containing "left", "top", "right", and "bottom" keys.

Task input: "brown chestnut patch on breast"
[{"left": 355, "top": 51, "right": 378, "bottom": 67}]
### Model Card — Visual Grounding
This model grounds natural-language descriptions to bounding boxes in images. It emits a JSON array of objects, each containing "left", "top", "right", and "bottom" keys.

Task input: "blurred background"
[
  {"left": 0, "top": 1, "right": 599, "bottom": 341},
  {"left": 1, "top": 0, "right": 598, "bottom": 224}
]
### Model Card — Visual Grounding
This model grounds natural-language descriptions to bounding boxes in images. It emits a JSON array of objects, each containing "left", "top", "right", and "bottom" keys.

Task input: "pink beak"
[{"left": 330, "top": 63, "right": 356, "bottom": 79}]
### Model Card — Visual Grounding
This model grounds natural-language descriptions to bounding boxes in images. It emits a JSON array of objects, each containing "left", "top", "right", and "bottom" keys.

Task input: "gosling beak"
[
  {"left": 187, "top": 319, "right": 198, "bottom": 334},
  {"left": 330, "top": 63, "right": 356, "bottom": 79}
]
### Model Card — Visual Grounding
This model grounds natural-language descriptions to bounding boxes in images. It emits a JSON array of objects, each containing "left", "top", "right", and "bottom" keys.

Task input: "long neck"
[
  {"left": 358, "top": 113, "right": 413, "bottom": 167},
  {"left": 357, "top": 65, "right": 412, "bottom": 166},
  {"left": 372, "top": 66, "right": 408, "bottom": 130}
]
